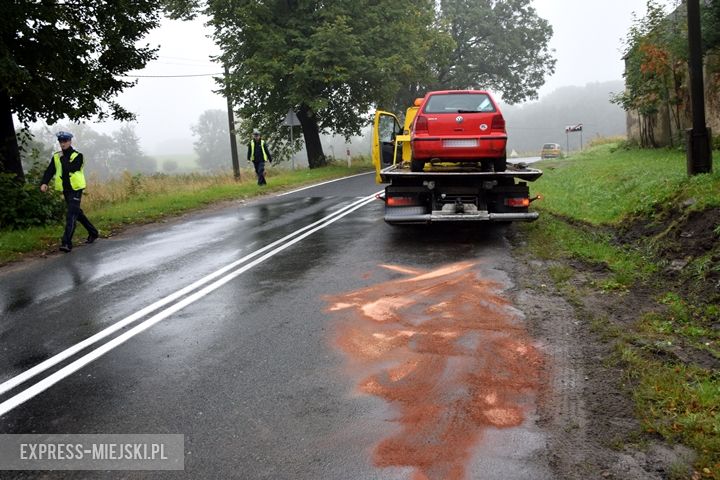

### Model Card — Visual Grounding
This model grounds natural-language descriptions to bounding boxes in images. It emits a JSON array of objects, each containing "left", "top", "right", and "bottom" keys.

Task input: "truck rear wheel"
[{"left": 410, "top": 159, "right": 425, "bottom": 172}]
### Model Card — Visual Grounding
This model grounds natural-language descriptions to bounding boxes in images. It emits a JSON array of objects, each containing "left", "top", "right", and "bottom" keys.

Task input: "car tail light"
[
  {"left": 387, "top": 196, "right": 420, "bottom": 206},
  {"left": 414, "top": 115, "right": 428, "bottom": 134},
  {"left": 505, "top": 197, "right": 529, "bottom": 207},
  {"left": 491, "top": 114, "right": 505, "bottom": 132}
]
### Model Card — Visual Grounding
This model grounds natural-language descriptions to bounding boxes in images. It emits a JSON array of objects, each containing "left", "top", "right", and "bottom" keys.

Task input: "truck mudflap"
[{"left": 384, "top": 209, "right": 539, "bottom": 224}]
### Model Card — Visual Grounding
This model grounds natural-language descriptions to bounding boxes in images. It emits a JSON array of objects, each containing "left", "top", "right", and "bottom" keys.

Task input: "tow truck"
[{"left": 371, "top": 95, "right": 543, "bottom": 225}]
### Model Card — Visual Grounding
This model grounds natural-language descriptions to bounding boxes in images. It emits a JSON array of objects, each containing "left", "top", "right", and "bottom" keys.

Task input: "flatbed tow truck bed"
[
  {"left": 379, "top": 162, "right": 543, "bottom": 182},
  {"left": 379, "top": 162, "right": 543, "bottom": 224}
]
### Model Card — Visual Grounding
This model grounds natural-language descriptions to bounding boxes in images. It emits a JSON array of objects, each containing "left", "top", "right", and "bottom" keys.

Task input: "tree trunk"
[
  {"left": 296, "top": 103, "right": 326, "bottom": 169},
  {"left": 638, "top": 110, "right": 647, "bottom": 147},
  {"left": 664, "top": 99, "right": 674, "bottom": 148},
  {"left": 646, "top": 114, "right": 657, "bottom": 148},
  {"left": 0, "top": 89, "right": 23, "bottom": 181}
]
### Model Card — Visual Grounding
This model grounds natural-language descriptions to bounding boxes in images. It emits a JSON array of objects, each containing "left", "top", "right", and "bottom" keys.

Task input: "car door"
[{"left": 372, "top": 111, "right": 402, "bottom": 183}]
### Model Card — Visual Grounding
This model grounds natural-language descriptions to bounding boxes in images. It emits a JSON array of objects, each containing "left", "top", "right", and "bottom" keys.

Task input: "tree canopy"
[
  {"left": 434, "top": 0, "right": 556, "bottom": 103},
  {"left": 612, "top": 0, "right": 688, "bottom": 147},
  {"left": 201, "top": 0, "right": 448, "bottom": 168},
  {"left": 703, "top": 0, "right": 720, "bottom": 51},
  {"left": 191, "top": 109, "right": 232, "bottom": 170},
  {"left": 0, "top": 1, "right": 161, "bottom": 179},
  {"left": 26, "top": 123, "right": 155, "bottom": 179},
  {"left": 169, "top": 0, "right": 554, "bottom": 167}
]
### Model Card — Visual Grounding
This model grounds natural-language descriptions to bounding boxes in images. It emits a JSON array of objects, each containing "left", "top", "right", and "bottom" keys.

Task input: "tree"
[
  {"left": 0, "top": 1, "right": 161, "bottom": 180},
  {"left": 18, "top": 131, "right": 53, "bottom": 175},
  {"left": 191, "top": 109, "right": 232, "bottom": 170},
  {"left": 613, "top": 0, "right": 686, "bottom": 147},
  {"left": 168, "top": 0, "right": 450, "bottom": 168},
  {"left": 110, "top": 125, "right": 157, "bottom": 174},
  {"left": 702, "top": 0, "right": 720, "bottom": 51},
  {"left": 30, "top": 123, "right": 153, "bottom": 179},
  {"left": 431, "top": 0, "right": 556, "bottom": 104},
  {"left": 162, "top": 160, "right": 179, "bottom": 173}
]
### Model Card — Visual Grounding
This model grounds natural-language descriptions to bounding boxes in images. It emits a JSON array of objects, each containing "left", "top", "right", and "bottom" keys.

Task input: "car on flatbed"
[
  {"left": 409, "top": 90, "right": 508, "bottom": 173},
  {"left": 371, "top": 91, "right": 542, "bottom": 225}
]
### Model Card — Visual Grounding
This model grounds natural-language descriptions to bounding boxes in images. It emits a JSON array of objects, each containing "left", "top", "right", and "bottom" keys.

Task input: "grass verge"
[
  {"left": 0, "top": 162, "right": 373, "bottom": 264},
  {"left": 519, "top": 143, "right": 720, "bottom": 478}
]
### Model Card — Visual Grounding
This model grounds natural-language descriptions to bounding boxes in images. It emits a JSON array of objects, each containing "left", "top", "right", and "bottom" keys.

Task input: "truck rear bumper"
[{"left": 385, "top": 211, "right": 539, "bottom": 224}]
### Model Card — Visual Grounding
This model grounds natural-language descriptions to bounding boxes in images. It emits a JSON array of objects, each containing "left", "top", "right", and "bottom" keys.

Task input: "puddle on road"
[{"left": 325, "top": 262, "right": 543, "bottom": 480}]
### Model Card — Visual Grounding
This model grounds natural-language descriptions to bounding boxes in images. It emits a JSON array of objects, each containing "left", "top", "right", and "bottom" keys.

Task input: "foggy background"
[{"left": 22, "top": 0, "right": 676, "bottom": 177}]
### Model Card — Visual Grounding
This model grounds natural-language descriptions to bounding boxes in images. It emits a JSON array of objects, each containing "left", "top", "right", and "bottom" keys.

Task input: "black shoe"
[
  {"left": 85, "top": 233, "right": 99, "bottom": 244},
  {"left": 59, "top": 244, "right": 72, "bottom": 253}
]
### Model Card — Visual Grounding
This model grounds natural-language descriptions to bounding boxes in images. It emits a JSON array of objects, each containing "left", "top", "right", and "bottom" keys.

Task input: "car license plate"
[{"left": 443, "top": 139, "right": 478, "bottom": 147}]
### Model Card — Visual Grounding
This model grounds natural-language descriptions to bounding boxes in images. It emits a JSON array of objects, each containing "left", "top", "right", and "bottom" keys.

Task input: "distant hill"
[{"left": 501, "top": 80, "right": 626, "bottom": 155}]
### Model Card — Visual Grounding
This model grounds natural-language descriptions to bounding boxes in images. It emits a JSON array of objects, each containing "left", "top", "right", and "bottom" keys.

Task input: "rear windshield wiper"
[{"left": 457, "top": 109, "right": 483, "bottom": 113}]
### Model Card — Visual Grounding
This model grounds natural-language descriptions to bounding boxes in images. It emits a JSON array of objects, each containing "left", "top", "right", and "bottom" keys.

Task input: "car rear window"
[
  {"left": 423, "top": 93, "right": 496, "bottom": 114},
  {"left": 543, "top": 144, "right": 558, "bottom": 149}
]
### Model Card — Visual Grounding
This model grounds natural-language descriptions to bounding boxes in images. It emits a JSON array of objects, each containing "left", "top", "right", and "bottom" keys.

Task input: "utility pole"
[
  {"left": 224, "top": 64, "right": 241, "bottom": 180},
  {"left": 686, "top": 0, "right": 712, "bottom": 175}
]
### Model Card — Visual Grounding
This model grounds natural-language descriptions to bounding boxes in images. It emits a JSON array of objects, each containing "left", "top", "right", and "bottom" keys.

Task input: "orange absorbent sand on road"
[{"left": 326, "top": 262, "right": 543, "bottom": 480}]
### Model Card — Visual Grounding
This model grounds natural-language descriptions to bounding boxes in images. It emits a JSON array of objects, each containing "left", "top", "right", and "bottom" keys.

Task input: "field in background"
[{"left": 150, "top": 153, "right": 199, "bottom": 173}]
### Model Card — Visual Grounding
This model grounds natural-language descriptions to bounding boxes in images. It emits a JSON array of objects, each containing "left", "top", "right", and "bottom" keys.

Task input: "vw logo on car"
[{"left": 456, "top": 115, "right": 464, "bottom": 123}]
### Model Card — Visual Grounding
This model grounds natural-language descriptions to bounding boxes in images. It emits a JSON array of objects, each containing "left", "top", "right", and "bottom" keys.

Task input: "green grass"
[
  {"left": 629, "top": 356, "right": 720, "bottom": 477},
  {"left": 638, "top": 293, "right": 720, "bottom": 358},
  {"left": 533, "top": 144, "right": 720, "bottom": 224},
  {"left": 523, "top": 214, "right": 656, "bottom": 289},
  {"left": 522, "top": 143, "right": 720, "bottom": 478},
  {"left": 0, "top": 163, "right": 372, "bottom": 263}
]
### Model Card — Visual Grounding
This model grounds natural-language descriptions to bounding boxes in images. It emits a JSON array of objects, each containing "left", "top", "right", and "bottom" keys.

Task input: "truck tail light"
[
  {"left": 505, "top": 197, "right": 529, "bottom": 207},
  {"left": 387, "top": 196, "right": 420, "bottom": 206},
  {"left": 491, "top": 114, "right": 506, "bottom": 133},
  {"left": 414, "top": 115, "right": 428, "bottom": 134}
]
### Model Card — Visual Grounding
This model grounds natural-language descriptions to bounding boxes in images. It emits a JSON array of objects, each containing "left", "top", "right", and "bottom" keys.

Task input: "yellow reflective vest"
[
  {"left": 53, "top": 151, "right": 86, "bottom": 191},
  {"left": 249, "top": 140, "right": 269, "bottom": 162}
]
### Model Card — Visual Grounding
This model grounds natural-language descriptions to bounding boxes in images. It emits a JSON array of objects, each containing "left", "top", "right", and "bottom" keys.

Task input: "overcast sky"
[{"left": 90, "top": 0, "right": 677, "bottom": 155}]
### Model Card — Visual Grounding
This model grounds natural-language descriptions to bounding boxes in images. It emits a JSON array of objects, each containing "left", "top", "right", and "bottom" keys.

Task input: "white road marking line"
[
  {"left": 0, "top": 192, "right": 381, "bottom": 398},
  {"left": 0, "top": 194, "right": 377, "bottom": 417},
  {"left": 276, "top": 171, "right": 374, "bottom": 196}
]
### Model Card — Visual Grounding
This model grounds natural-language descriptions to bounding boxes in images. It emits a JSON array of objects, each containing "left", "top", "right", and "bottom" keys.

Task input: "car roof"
[{"left": 425, "top": 90, "right": 491, "bottom": 96}]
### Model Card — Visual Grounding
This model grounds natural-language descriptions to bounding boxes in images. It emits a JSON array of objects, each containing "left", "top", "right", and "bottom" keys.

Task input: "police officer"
[
  {"left": 40, "top": 131, "right": 99, "bottom": 253},
  {"left": 247, "top": 130, "right": 273, "bottom": 186}
]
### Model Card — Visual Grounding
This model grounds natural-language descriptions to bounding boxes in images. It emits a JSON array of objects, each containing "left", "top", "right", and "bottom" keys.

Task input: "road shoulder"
[{"left": 508, "top": 228, "right": 696, "bottom": 479}]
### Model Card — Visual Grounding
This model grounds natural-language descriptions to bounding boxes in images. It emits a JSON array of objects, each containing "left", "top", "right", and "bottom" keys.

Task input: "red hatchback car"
[{"left": 410, "top": 90, "right": 507, "bottom": 172}]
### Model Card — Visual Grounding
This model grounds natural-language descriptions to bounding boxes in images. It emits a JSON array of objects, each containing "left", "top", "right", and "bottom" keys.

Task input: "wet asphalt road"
[{"left": 0, "top": 170, "right": 550, "bottom": 479}]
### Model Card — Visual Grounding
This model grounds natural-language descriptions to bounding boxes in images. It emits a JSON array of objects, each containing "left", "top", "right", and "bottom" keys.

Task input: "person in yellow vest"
[
  {"left": 247, "top": 130, "right": 273, "bottom": 186},
  {"left": 40, "top": 131, "right": 99, "bottom": 253}
]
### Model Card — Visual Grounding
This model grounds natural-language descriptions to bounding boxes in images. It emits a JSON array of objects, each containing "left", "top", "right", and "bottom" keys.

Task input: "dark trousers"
[
  {"left": 253, "top": 161, "right": 266, "bottom": 185},
  {"left": 62, "top": 189, "right": 98, "bottom": 247}
]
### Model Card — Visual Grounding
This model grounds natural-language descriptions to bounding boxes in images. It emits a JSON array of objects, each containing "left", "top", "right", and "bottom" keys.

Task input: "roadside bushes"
[{"left": 0, "top": 172, "right": 64, "bottom": 230}]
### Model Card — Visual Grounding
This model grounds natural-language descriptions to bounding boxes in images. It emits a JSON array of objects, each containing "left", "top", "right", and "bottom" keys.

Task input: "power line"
[
  {"left": 157, "top": 55, "right": 218, "bottom": 63},
  {"left": 120, "top": 72, "right": 224, "bottom": 78},
  {"left": 154, "top": 61, "right": 217, "bottom": 67}
]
